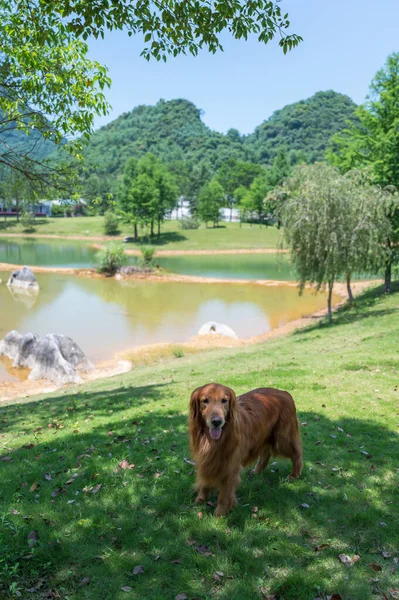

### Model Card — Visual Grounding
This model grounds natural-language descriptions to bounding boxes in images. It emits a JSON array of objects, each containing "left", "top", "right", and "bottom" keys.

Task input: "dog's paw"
[{"left": 214, "top": 505, "right": 228, "bottom": 517}]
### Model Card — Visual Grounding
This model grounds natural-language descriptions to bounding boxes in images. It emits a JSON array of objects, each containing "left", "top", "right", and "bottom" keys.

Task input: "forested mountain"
[
  {"left": 82, "top": 99, "right": 246, "bottom": 176},
  {"left": 245, "top": 91, "right": 358, "bottom": 164},
  {"left": 82, "top": 91, "right": 357, "bottom": 178},
  {"left": 0, "top": 92, "right": 358, "bottom": 206},
  {"left": 0, "top": 118, "right": 57, "bottom": 164}
]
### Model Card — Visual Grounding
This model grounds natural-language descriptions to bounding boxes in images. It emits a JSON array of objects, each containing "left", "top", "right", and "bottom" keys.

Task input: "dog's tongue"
[{"left": 210, "top": 427, "right": 222, "bottom": 440}]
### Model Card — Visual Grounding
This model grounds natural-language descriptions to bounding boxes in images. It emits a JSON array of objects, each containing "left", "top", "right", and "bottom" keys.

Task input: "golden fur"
[{"left": 189, "top": 383, "right": 303, "bottom": 516}]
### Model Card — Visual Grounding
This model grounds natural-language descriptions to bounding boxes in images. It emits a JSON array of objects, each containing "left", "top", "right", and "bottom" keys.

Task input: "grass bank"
[
  {"left": 1, "top": 284, "right": 398, "bottom": 600},
  {"left": 0, "top": 217, "right": 281, "bottom": 251}
]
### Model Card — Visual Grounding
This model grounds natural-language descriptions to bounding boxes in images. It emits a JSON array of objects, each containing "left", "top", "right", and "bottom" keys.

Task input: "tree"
[
  {"left": 264, "top": 148, "right": 292, "bottom": 224},
  {"left": 130, "top": 173, "right": 160, "bottom": 236},
  {"left": 282, "top": 163, "right": 394, "bottom": 322},
  {"left": 118, "top": 154, "right": 178, "bottom": 238},
  {"left": 241, "top": 175, "right": 269, "bottom": 224},
  {"left": 119, "top": 157, "right": 139, "bottom": 239},
  {"left": 216, "top": 158, "right": 264, "bottom": 220},
  {"left": 0, "top": 1, "right": 111, "bottom": 181},
  {"left": 0, "top": 169, "right": 35, "bottom": 219},
  {"left": 185, "top": 160, "right": 214, "bottom": 215},
  {"left": 329, "top": 53, "right": 399, "bottom": 292},
  {"left": 198, "top": 178, "right": 224, "bottom": 227},
  {"left": 33, "top": 1, "right": 302, "bottom": 58}
]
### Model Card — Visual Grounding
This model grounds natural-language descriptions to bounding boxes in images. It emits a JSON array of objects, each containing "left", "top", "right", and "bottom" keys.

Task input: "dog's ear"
[
  {"left": 189, "top": 386, "right": 202, "bottom": 423},
  {"left": 228, "top": 387, "right": 238, "bottom": 424}
]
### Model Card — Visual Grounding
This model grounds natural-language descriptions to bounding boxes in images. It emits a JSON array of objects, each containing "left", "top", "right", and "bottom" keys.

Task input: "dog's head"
[{"left": 189, "top": 383, "right": 237, "bottom": 441}]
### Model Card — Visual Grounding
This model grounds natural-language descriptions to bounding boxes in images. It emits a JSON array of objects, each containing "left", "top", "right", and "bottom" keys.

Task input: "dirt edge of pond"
[{"left": 0, "top": 279, "right": 377, "bottom": 404}]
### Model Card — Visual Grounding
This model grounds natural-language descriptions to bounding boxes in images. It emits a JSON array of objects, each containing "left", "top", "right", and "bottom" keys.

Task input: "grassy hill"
[{"left": 1, "top": 284, "right": 398, "bottom": 600}]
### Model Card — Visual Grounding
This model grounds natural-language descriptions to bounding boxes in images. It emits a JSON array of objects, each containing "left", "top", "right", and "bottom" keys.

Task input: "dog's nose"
[{"left": 211, "top": 417, "right": 222, "bottom": 427}]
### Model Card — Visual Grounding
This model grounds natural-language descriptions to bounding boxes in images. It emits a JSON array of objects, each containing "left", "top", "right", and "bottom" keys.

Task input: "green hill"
[
  {"left": 82, "top": 91, "right": 358, "bottom": 178},
  {"left": 0, "top": 92, "right": 358, "bottom": 199},
  {"left": 245, "top": 90, "right": 358, "bottom": 163},
  {"left": 0, "top": 121, "right": 56, "bottom": 164},
  {"left": 82, "top": 98, "right": 246, "bottom": 177}
]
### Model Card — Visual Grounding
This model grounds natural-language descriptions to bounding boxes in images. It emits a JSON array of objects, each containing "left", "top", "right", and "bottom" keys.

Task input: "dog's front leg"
[
  {"left": 195, "top": 484, "right": 210, "bottom": 504},
  {"left": 215, "top": 473, "right": 240, "bottom": 517}
]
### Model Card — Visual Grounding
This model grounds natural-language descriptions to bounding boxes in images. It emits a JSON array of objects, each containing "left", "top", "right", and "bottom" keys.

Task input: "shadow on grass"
[
  {"left": 135, "top": 232, "right": 188, "bottom": 247},
  {"left": 0, "top": 219, "right": 50, "bottom": 232},
  {"left": 1, "top": 383, "right": 398, "bottom": 600}
]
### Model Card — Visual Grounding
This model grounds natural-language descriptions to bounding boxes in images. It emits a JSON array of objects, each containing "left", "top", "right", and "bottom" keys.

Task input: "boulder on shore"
[
  {"left": 197, "top": 321, "right": 238, "bottom": 339},
  {"left": 0, "top": 330, "right": 94, "bottom": 385},
  {"left": 7, "top": 266, "right": 39, "bottom": 290}
]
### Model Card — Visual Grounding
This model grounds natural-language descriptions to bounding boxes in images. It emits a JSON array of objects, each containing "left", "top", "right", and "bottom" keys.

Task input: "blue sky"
[{"left": 88, "top": 0, "right": 399, "bottom": 135}]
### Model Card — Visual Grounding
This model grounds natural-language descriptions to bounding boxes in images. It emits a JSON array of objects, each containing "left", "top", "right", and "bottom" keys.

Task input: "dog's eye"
[
  {"left": 202, "top": 398, "right": 209, "bottom": 405},
  {"left": 221, "top": 398, "right": 228, "bottom": 404}
]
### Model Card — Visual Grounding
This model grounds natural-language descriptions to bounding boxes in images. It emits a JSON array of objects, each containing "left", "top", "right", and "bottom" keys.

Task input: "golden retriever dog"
[{"left": 189, "top": 383, "right": 302, "bottom": 516}]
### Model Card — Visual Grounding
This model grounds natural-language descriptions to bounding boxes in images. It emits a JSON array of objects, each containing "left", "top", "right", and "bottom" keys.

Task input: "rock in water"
[
  {"left": 7, "top": 266, "right": 39, "bottom": 290},
  {"left": 0, "top": 331, "right": 94, "bottom": 385},
  {"left": 197, "top": 321, "right": 238, "bottom": 339}
]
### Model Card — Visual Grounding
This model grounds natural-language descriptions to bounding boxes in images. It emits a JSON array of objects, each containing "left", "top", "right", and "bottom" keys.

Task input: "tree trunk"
[
  {"left": 157, "top": 219, "right": 161, "bottom": 238},
  {"left": 134, "top": 223, "right": 138, "bottom": 241},
  {"left": 230, "top": 206, "right": 233, "bottom": 222},
  {"left": 384, "top": 260, "right": 392, "bottom": 293},
  {"left": 346, "top": 273, "right": 354, "bottom": 304},
  {"left": 150, "top": 221, "right": 154, "bottom": 237},
  {"left": 327, "top": 279, "right": 334, "bottom": 323}
]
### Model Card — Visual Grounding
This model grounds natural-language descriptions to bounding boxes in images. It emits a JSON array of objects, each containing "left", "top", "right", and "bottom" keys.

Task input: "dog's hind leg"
[
  {"left": 288, "top": 439, "right": 303, "bottom": 479},
  {"left": 253, "top": 445, "right": 272, "bottom": 475}
]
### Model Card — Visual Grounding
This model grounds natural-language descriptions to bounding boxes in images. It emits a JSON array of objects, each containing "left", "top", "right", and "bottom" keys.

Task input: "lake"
[
  {"left": 0, "top": 237, "right": 295, "bottom": 279},
  {"left": 0, "top": 269, "right": 336, "bottom": 382},
  {"left": 0, "top": 238, "right": 386, "bottom": 281}
]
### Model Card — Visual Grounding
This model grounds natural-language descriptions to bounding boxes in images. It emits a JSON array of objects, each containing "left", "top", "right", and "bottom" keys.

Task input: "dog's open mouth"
[{"left": 209, "top": 427, "right": 222, "bottom": 440}]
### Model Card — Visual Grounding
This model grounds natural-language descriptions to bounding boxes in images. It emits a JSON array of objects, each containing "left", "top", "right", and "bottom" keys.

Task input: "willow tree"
[
  {"left": 282, "top": 164, "right": 393, "bottom": 321},
  {"left": 329, "top": 53, "right": 399, "bottom": 292}
]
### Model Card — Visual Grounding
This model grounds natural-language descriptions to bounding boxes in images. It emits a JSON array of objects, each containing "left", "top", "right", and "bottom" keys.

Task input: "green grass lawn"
[
  {"left": 0, "top": 217, "right": 281, "bottom": 250},
  {"left": 1, "top": 284, "right": 398, "bottom": 600}
]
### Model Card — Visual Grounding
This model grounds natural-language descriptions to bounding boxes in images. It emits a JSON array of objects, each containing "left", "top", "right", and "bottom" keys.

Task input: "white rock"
[
  {"left": 7, "top": 266, "right": 39, "bottom": 290},
  {"left": 0, "top": 331, "right": 94, "bottom": 385},
  {"left": 197, "top": 321, "right": 238, "bottom": 339}
]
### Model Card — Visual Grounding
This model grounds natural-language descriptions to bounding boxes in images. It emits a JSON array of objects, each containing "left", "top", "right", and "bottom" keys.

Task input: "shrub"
[
  {"left": 104, "top": 211, "right": 120, "bottom": 235},
  {"left": 179, "top": 215, "right": 200, "bottom": 230},
  {"left": 20, "top": 211, "right": 35, "bottom": 232},
  {"left": 96, "top": 244, "right": 127, "bottom": 275},
  {"left": 172, "top": 346, "right": 185, "bottom": 358},
  {"left": 139, "top": 245, "right": 156, "bottom": 267},
  {"left": 50, "top": 203, "right": 65, "bottom": 217}
]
